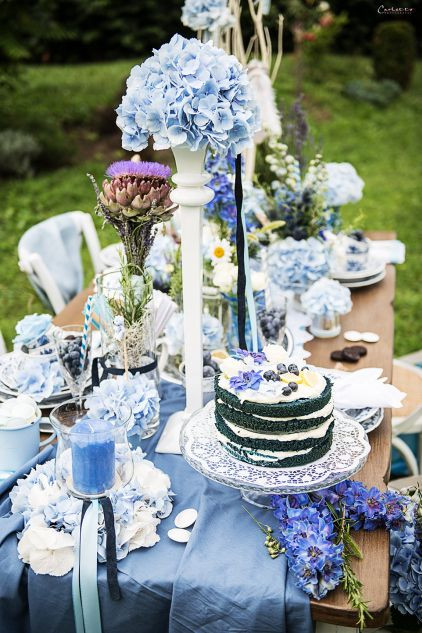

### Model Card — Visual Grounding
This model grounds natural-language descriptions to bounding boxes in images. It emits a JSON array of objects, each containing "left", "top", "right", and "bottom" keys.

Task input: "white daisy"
[{"left": 209, "top": 239, "right": 232, "bottom": 265}]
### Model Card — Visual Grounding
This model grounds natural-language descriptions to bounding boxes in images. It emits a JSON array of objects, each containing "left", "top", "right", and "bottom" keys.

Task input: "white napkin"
[
  {"left": 327, "top": 367, "right": 406, "bottom": 409},
  {"left": 153, "top": 290, "right": 177, "bottom": 339},
  {"left": 155, "top": 410, "right": 186, "bottom": 454},
  {"left": 370, "top": 240, "right": 405, "bottom": 265},
  {"left": 286, "top": 306, "right": 313, "bottom": 359}
]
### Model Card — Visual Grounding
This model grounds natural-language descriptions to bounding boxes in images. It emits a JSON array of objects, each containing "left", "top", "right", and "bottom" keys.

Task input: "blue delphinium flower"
[
  {"left": 116, "top": 35, "right": 259, "bottom": 156},
  {"left": 272, "top": 480, "right": 414, "bottom": 602},
  {"left": 229, "top": 370, "right": 263, "bottom": 392}
]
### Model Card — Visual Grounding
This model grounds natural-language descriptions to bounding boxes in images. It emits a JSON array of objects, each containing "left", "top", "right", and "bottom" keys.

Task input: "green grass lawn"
[{"left": 0, "top": 55, "right": 421, "bottom": 355}]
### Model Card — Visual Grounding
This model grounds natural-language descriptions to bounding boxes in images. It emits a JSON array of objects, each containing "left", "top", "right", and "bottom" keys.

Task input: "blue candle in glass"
[{"left": 70, "top": 418, "right": 115, "bottom": 496}]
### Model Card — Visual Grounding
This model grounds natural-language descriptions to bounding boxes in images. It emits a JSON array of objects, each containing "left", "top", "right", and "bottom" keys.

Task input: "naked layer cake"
[{"left": 215, "top": 345, "right": 334, "bottom": 468}]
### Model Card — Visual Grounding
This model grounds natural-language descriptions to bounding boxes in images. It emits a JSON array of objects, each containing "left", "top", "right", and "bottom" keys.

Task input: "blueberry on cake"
[{"left": 214, "top": 345, "right": 334, "bottom": 468}]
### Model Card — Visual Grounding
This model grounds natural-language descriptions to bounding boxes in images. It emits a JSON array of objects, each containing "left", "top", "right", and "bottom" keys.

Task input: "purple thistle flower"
[
  {"left": 229, "top": 370, "right": 263, "bottom": 392},
  {"left": 106, "top": 160, "right": 171, "bottom": 180}
]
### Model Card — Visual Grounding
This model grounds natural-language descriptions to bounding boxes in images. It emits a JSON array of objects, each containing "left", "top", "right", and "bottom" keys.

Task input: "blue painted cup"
[{"left": 0, "top": 410, "right": 56, "bottom": 472}]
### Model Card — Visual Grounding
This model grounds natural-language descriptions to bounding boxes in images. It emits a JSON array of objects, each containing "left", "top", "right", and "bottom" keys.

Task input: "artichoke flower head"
[{"left": 100, "top": 160, "right": 175, "bottom": 222}]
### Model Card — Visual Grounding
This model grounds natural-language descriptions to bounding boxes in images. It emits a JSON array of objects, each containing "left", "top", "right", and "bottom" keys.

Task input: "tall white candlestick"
[{"left": 170, "top": 145, "right": 214, "bottom": 414}]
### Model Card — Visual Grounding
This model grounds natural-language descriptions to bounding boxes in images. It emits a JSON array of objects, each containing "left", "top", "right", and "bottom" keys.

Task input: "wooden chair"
[{"left": 391, "top": 359, "right": 422, "bottom": 476}]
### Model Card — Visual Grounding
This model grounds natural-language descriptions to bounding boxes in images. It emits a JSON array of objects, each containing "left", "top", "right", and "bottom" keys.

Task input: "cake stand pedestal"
[{"left": 180, "top": 402, "right": 371, "bottom": 508}]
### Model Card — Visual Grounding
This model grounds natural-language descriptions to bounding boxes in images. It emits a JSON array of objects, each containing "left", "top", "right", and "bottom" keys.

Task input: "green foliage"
[
  {"left": 0, "top": 60, "right": 134, "bottom": 168},
  {"left": 343, "top": 78, "right": 402, "bottom": 107},
  {"left": 0, "top": 130, "right": 40, "bottom": 177},
  {"left": 373, "top": 21, "right": 417, "bottom": 90},
  {"left": 303, "top": 13, "right": 349, "bottom": 81},
  {"left": 169, "top": 247, "right": 183, "bottom": 309}
]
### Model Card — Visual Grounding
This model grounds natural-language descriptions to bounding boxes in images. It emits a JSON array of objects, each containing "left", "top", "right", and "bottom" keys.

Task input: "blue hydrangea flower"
[
  {"left": 14, "top": 313, "right": 52, "bottom": 348},
  {"left": 267, "top": 237, "right": 329, "bottom": 294},
  {"left": 85, "top": 374, "right": 160, "bottom": 436},
  {"left": 15, "top": 359, "right": 64, "bottom": 402},
  {"left": 301, "top": 278, "right": 352, "bottom": 317},
  {"left": 229, "top": 370, "right": 263, "bottom": 392},
  {"left": 325, "top": 163, "right": 364, "bottom": 207},
  {"left": 181, "top": 0, "right": 234, "bottom": 31},
  {"left": 116, "top": 35, "right": 259, "bottom": 156}
]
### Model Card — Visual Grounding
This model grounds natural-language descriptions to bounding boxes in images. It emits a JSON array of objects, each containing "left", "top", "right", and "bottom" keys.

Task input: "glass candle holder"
[
  {"left": 50, "top": 398, "right": 134, "bottom": 499},
  {"left": 309, "top": 312, "right": 341, "bottom": 339}
]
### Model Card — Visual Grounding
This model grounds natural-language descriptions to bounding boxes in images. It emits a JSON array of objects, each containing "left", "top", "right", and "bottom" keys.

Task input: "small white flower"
[
  {"left": 18, "top": 524, "right": 75, "bottom": 577},
  {"left": 133, "top": 459, "right": 171, "bottom": 499},
  {"left": 263, "top": 344, "right": 290, "bottom": 365},
  {"left": 213, "top": 262, "right": 237, "bottom": 293},
  {"left": 209, "top": 238, "right": 232, "bottom": 265},
  {"left": 27, "top": 478, "right": 62, "bottom": 510},
  {"left": 220, "top": 357, "right": 245, "bottom": 378},
  {"left": 251, "top": 271, "right": 267, "bottom": 292}
]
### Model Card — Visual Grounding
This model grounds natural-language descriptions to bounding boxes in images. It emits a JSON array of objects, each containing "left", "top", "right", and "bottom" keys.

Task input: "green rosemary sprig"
[
  {"left": 242, "top": 506, "right": 285, "bottom": 559},
  {"left": 327, "top": 501, "right": 372, "bottom": 629}
]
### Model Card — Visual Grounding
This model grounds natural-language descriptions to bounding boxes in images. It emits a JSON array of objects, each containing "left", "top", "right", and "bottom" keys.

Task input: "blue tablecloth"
[{"left": 0, "top": 382, "right": 313, "bottom": 633}]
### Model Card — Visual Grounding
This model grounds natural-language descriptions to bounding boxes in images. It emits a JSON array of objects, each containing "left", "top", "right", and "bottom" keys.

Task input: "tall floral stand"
[{"left": 162, "top": 145, "right": 214, "bottom": 443}]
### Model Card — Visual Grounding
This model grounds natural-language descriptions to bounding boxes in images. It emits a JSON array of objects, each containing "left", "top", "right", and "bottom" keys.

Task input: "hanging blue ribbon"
[
  {"left": 72, "top": 500, "right": 102, "bottom": 633},
  {"left": 235, "top": 154, "right": 259, "bottom": 352}
]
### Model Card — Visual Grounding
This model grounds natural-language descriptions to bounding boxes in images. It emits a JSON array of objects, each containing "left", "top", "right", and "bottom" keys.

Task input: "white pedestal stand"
[{"left": 160, "top": 145, "right": 214, "bottom": 450}]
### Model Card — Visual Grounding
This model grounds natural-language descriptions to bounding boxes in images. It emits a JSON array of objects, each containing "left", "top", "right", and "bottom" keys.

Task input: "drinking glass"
[{"left": 53, "top": 325, "right": 92, "bottom": 406}]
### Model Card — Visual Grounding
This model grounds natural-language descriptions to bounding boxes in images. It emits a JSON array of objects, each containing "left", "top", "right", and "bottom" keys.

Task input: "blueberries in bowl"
[{"left": 259, "top": 306, "right": 287, "bottom": 344}]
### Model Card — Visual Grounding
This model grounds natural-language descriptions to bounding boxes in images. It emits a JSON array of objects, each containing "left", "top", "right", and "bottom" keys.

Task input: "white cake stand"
[{"left": 180, "top": 401, "right": 371, "bottom": 507}]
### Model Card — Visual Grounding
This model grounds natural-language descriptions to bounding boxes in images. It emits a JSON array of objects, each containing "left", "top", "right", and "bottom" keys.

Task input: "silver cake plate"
[{"left": 180, "top": 401, "right": 371, "bottom": 507}]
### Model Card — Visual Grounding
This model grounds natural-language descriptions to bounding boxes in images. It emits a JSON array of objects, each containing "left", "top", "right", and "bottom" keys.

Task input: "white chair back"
[{"left": 18, "top": 211, "right": 102, "bottom": 314}]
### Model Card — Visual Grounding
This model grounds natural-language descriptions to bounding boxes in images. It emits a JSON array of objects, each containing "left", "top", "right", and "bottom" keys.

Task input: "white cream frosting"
[
  {"left": 221, "top": 414, "right": 333, "bottom": 441},
  {"left": 219, "top": 371, "right": 327, "bottom": 404},
  {"left": 216, "top": 430, "right": 313, "bottom": 460},
  {"left": 218, "top": 345, "right": 328, "bottom": 404},
  {"left": 217, "top": 398, "right": 334, "bottom": 422}
]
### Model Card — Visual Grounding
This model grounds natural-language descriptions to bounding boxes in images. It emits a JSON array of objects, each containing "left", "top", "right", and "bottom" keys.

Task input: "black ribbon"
[
  {"left": 235, "top": 153, "right": 247, "bottom": 350},
  {"left": 99, "top": 497, "right": 121, "bottom": 601},
  {"left": 92, "top": 354, "right": 158, "bottom": 387},
  {"left": 80, "top": 498, "right": 121, "bottom": 602}
]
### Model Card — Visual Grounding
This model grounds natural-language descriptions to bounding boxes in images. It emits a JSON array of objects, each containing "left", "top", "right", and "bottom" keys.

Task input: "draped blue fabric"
[{"left": 0, "top": 382, "right": 313, "bottom": 633}]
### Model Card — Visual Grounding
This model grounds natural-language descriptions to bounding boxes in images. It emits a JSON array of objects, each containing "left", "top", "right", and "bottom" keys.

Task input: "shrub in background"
[
  {"left": 0, "top": 130, "right": 40, "bottom": 177},
  {"left": 343, "top": 78, "right": 402, "bottom": 107},
  {"left": 373, "top": 21, "right": 416, "bottom": 90}
]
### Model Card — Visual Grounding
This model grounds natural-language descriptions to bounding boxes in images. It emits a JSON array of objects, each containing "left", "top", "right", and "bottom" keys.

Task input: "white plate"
[
  {"left": 330, "top": 258, "right": 385, "bottom": 281},
  {"left": 340, "top": 269, "right": 386, "bottom": 288}
]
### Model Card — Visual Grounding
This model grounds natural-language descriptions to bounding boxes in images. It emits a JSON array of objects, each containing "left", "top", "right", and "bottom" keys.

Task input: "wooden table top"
[
  {"left": 307, "top": 231, "right": 395, "bottom": 628},
  {"left": 53, "top": 232, "right": 396, "bottom": 628}
]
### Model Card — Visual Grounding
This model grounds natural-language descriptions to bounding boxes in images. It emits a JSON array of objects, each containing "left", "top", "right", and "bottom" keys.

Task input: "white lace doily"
[{"left": 180, "top": 401, "right": 371, "bottom": 494}]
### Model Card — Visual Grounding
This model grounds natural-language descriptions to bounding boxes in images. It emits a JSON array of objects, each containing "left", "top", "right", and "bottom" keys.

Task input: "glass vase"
[
  {"left": 50, "top": 398, "right": 134, "bottom": 499},
  {"left": 222, "top": 290, "right": 266, "bottom": 350},
  {"left": 95, "top": 268, "right": 160, "bottom": 438},
  {"left": 309, "top": 312, "right": 341, "bottom": 339}
]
